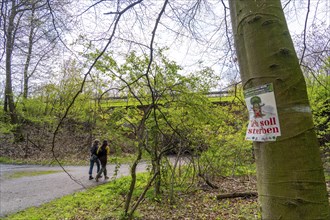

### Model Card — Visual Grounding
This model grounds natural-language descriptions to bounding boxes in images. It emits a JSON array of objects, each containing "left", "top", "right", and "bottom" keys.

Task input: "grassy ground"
[
  {"left": 4, "top": 170, "right": 62, "bottom": 179},
  {"left": 1, "top": 157, "right": 329, "bottom": 220},
  {"left": 2, "top": 174, "right": 260, "bottom": 220}
]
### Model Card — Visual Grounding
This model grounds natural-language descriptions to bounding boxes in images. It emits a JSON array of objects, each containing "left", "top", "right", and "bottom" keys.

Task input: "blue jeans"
[{"left": 89, "top": 155, "right": 100, "bottom": 176}]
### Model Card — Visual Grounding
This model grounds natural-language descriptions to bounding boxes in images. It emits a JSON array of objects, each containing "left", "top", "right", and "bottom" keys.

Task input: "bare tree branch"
[
  {"left": 51, "top": 0, "right": 143, "bottom": 188},
  {"left": 300, "top": 0, "right": 310, "bottom": 65},
  {"left": 78, "top": 0, "right": 107, "bottom": 16}
]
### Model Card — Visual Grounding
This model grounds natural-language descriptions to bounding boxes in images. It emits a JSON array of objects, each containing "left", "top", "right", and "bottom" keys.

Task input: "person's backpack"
[{"left": 97, "top": 146, "right": 107, "bottom": 157}]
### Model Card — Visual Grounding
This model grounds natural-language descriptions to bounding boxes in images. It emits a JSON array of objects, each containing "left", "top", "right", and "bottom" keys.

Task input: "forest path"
[{"left": 0, "top": 162, "right": 148, "bottom": 217}]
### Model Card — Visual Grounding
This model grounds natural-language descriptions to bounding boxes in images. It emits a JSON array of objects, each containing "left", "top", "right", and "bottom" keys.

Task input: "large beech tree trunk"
[{"left": 229, "top": 1, "right": 329, "bottom": 219}]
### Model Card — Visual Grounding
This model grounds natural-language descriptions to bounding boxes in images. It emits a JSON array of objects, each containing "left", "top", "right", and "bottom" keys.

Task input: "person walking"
[
  {"left": 88, "top": 139, "right": 101, "bottom": 180},
  {"left": 95, "top": 140, "right": 110, "bottom": 182}
]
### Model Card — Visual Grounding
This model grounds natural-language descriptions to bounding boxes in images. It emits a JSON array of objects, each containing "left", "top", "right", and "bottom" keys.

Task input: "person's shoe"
[
  {"left": 95, "top": 177, "right": 99, "bottom": 182},
  {"left": 105, "top": 176, "right": 109, "bottom": 180},
  {"left": 89, "top": 176, "right": 94, "bottom": 180}
]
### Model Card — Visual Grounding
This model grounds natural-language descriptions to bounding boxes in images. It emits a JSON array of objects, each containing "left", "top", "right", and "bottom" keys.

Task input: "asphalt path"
[{"left": 0, "top": 162, "right": 148, "bottom": 217}]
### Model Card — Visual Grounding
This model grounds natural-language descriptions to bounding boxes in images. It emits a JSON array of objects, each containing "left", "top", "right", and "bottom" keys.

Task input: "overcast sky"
[
  {"left": 1, "top": 0, "right": 329, "bottom": 97},
  {"left": 67, "top": 0, "right": 329, "bottom": 90}
]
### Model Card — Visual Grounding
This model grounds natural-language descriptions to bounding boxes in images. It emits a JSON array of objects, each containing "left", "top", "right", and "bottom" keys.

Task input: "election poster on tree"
[{"left": 244, "top": 83, "right": 281, "bottom": 142}]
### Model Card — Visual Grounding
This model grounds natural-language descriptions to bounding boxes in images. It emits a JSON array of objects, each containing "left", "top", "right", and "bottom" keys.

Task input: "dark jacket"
[
  {"left": 90, "top": 143, "right": 98, "bottom": 156},
  {"left": 97, "top": 145, "right": 110, "bottom": 166}
]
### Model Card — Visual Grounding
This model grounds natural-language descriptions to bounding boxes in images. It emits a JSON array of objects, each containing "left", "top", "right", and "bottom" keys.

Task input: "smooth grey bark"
[
  {"left": 4, "top": 0, "right": 17, "bottom": 120},
  {"left": 22, "top": 2, "right": 36, "bottom": 99},
  {"left": 4, "top": 0, "right": 21, "bottom": 142}
]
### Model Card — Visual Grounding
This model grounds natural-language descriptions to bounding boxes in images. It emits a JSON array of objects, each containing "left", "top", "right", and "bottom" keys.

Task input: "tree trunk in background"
[
  {"left": 229, "top": 1, "right": 329, "bottom": 219},
  {"left": 23, "top": 3, "right": 36, "bottom": 99},
  {"left": 4, "top": 0, "right": 24, "bottom": 142},
  {"left": 5, "top": 0, "right": 18, "bottom": 124}
]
